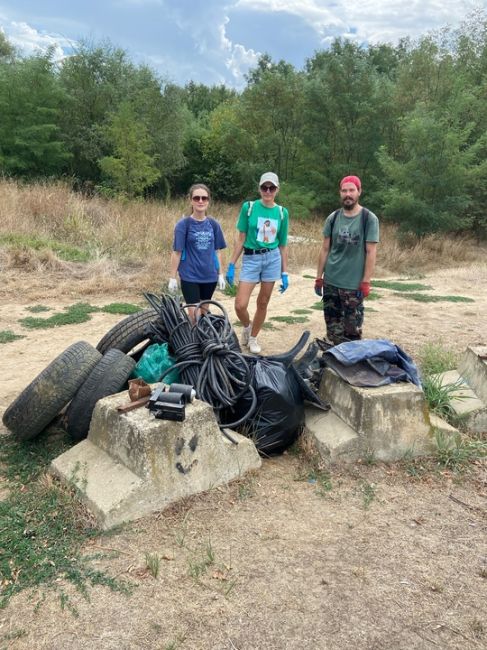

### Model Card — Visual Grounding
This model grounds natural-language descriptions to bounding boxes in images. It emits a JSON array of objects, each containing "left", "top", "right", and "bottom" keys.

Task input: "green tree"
[
  {"left": 98, "top": 102, "right": 161, "bottom": 197},
  {"left": 303, "top": 40, "right": 396, "bottom": 211},
  {"left": 59, "top": 41, "right": 185, "bottom": 192},
  {"left": 240, "top": 59, "right": 306, "bottom": 181},
  {"left": 0, "top": 31, "right": 15, "bottom": 60},
  {"left": 59, "top": 41, "right": 133, "bottom": 181},
  {"left": 378, "top": 107, "right": 476, "bottom": 236},
  {"left": 182, "top": 81, "right": 237, "bottom": 119},
  {"left": 0, "top": 52, "right": 71, "bottom": 177}
]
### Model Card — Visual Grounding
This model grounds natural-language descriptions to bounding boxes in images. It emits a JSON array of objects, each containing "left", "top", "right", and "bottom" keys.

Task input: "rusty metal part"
[
  {"left": 128, "top": 378, "right": 151, "bottom": 401},
  {"left": 117, "top": 395, "right": 151, "bottom": 413}
]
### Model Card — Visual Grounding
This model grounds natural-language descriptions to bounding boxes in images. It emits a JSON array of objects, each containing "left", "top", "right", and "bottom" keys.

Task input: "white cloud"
[
  {"left": 113, "top": 0, "right": 164, "bottom": 6},
  {"left": 2, "top": 21, "right": 76, "bottom": 61},
  {"left": 235, "top": 0, "right": 477, "bottom": 44},
  {"left": 162, "top": 5, "right": 261, "bottom": 86},
  {"left": 218, "top": 16, "right": 260, "bottom": 82}
]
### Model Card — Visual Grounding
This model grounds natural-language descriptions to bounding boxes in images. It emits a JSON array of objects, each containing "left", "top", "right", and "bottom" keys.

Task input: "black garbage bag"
[{"left": 223, "top": 357, "right": 305, "bottom": 454}]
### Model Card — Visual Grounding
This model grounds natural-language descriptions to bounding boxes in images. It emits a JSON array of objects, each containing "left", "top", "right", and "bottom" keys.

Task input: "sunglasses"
[
  {"left": 192, "top": 195, "right": 209, "bottom": 202},
  {"left": 260, "top": 185, "right": 277, "bottom": 193}
]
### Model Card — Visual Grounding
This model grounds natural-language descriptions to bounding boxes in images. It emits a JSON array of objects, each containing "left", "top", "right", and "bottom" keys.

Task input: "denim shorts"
[{"left": 239, "top": 247, "right": 281, "bottom": 283}]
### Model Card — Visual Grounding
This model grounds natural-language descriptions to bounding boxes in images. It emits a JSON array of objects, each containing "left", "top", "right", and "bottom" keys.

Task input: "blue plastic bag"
[{"left": 131, "top": 343, "right": 180, "bottom": 384}]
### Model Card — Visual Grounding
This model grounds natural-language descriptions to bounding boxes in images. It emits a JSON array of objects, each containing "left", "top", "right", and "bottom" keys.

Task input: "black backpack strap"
[
  {"left": 361, "top": 208, "right": 369, "bottom": 251},
  {"left": 329, "top": 209, "right": 340, "bottom": 246}
]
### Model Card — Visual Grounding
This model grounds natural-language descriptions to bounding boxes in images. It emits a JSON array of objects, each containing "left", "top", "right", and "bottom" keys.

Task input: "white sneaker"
[
  {"left": 241, "top": 324, "right": 251, "bottom": 347},
  {"left": 249, "top": 336, "right": 261, "bottom": 354}
]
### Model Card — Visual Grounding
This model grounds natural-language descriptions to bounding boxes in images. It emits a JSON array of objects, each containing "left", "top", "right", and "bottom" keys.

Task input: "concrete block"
[
  {"left": 435, "top": 368, "right": 487, "bottom": 433},
  {"left": 51, "top": 393, "right": 261, "bottom": 529},
  {"left": 51, "top": 440, "right": 144, "bottom": 525},
  {"left": 429, "top": 413, "right": 460, "bottom": 441},
  {"left": 458, "top": 346, "right": 487, "bottom": 404},
  {"left": 317, "top": 368, "right": 435, "bottom": 461},
  {"left": 304, "top": 406, "right": 360, "bottom": 462}
]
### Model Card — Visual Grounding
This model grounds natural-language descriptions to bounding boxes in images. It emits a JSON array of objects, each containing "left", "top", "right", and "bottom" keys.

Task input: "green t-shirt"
[
  {"left": 323, "top": 208, "right": 379, "bottom": 290},
  {"left": 236, "top": 200, "right": 289, "bottom": 250}
]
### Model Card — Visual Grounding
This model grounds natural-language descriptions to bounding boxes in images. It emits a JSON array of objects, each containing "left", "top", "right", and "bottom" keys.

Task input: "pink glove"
[{"left": 359, "top": 281, "right": 371, "bottom": 298}]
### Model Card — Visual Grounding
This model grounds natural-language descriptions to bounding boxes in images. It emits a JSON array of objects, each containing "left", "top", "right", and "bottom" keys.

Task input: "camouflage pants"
[{"left": 322, "top": 284, "right": 364, "bottom": 345}]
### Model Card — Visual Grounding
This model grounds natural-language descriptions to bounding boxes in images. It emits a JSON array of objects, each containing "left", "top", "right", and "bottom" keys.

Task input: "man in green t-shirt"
[{"left": 314, "top": 175, "right": 379, "bottom": 345}]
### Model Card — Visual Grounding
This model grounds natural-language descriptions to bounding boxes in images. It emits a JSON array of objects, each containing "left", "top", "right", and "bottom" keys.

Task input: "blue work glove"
[
  {"left": 279, "top": 272, "right": 289, "bottom": 293},
  {"left": 226, "top": 262, "right": 235, "bottom": 286}
]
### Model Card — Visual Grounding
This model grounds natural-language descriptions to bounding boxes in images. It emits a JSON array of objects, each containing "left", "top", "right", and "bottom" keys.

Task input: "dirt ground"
[{"left": 0, "top": 265, "right": 486, "bottom": 649}]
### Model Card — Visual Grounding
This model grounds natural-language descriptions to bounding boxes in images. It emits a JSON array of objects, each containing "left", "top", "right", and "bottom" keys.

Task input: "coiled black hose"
[{"left": 143, "top": 293, "right": 257, "bottom": 429}]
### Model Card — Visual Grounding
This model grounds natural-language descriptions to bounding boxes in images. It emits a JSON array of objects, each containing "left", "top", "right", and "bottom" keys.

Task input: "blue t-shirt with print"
[{"left": 173, "top": 216, "right": 226, "bottom": 283}]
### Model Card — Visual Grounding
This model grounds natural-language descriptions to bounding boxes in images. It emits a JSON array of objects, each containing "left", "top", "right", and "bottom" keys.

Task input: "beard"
[{"left": 341, "top": 196, "right": 358, "bottom": 209}]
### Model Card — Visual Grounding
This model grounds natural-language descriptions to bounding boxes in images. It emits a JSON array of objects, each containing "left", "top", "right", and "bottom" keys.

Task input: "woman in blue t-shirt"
[{"left": 168, "top": 183, "right": 227, "bottom": 321}]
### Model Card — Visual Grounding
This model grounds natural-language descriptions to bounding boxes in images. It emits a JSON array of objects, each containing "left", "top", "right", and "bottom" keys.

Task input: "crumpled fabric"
[{"left": 324, "top": 339, "right": 421, "bottom": 387}]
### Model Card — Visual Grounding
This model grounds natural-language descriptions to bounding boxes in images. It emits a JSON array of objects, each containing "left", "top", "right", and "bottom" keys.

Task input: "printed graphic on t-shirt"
[
  {"left": 256, "top": 218, "right": 278, "bottom": 244},
  {"left": 193, "top": 229, "right": 212, "bottom": 251},
  {"left": 337, "top": 226, "right": 360, "bottom": 246}
]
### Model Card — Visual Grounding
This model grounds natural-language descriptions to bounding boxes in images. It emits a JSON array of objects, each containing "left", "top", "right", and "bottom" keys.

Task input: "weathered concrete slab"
[
  {"left": 51, "top": 439, "right": 144, "bottom": 525},
  {"left": 458, "top": 346, "right": 487, "bottom": 404},
  {"left": 437, "top": 368, "right": 487, "bottom": 433},
  {"left": 429, "top": 413, "right": 462, "bottom": 438},
  {"left": 304, "top": 406, "right": 359, "bottom": 462},
  {"left": 311, "top": 368, "right": 438, "bottom": 461},
  {"left": 51, "top": 393, "right": 261, "bottom": 529},
  {"left": 321, "top": 368, "right": 436, "bottom": 457}
]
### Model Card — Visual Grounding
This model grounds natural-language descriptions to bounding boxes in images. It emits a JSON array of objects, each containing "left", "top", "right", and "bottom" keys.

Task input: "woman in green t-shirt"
[{"left": 225, "top": 172, "right": 289, "bottom": 355}]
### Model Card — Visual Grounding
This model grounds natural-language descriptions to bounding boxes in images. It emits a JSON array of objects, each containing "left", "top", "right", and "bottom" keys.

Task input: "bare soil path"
[{"left": 0, "top": 265, "right": 486, "bottom": 649}]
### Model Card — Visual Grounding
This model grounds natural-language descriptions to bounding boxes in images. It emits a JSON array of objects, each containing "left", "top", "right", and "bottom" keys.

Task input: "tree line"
[{"left": 0, "top": 10, "right": 486, "bottom": 238}]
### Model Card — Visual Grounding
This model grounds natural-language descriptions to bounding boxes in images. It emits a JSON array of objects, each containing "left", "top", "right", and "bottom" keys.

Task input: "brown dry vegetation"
[
  {"left": 0, "top": 179, "right": 486, "bottom": 650},
  {"left": 0, "top": 179, "right": 485, "bottom": 302}
]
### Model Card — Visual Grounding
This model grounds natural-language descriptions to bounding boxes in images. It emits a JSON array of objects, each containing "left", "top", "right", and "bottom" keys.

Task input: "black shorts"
[{"left": 180, "top": 280, "right": 217, "bottom": 304}]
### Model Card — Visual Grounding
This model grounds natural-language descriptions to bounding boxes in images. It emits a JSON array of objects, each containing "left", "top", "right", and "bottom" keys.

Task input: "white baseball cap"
[{"left": 259, "top": 172, "right": 279, "bottom": 187}]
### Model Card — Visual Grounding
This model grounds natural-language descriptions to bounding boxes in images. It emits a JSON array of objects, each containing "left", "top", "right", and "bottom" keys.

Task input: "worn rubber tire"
[
  {"left": 96, "top": 308, "right": 158, "bottom": 355},
  {"left": 65, "top": 349, "right": 136, "bottom": 442},
  {"left": 2, "top": 341, "right": 102, "bottom": 441}
]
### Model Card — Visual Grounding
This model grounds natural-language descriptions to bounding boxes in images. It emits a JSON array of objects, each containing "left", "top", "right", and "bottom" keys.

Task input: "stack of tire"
[{"left": 2, "top": 308, "right": 158, "bottom": 443}]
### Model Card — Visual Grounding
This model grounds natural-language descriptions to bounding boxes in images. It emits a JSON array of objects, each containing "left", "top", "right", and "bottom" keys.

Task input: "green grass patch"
[
  {"left": 364, "top": 306, "right": 378, "bottom": 312},
  {"left": 418, "top": 342, "right": 459, "bottom": 376},
  {"left": 311, "top": 301, "right": 323, "bottom": 310},
  {"left": 25, "top": 305, "right": 51, "bottom": 313},
  {"left": 302, "top": 274, "right": 315, "bottom": 279},
  {"left": 270, "top": 315, "right": 309, "bottom": 325},
  {"left": 100, "top": 303, "right": 142, "bottom": 315},
  {"left": 0, "top": 234, "right": 91, "bottom": 262},
  {"left": 0, "top": 431, "right": 132, "bottom": 610},
  {"left": 365, "top": 291, "right": 381, "bottom": 300},
  {"left": 0, "top": 330, "right": 26, "bottom": 344},
  {"left": 19, "top": 303, "right": 96, "bottom": 329},
  {"left": 422, "top": 375, "right": 471, "bottom": 421},
  {"left": 291, "top": 308, "right": 313, "bottom": 315},
  {"left": 19, "top": 302, "right": 143, "bottom": 329},
  {"left": 392, "top": 292, "right": 474, "bottom": 303},
  {"left": 434, "top": 430, "right": 487, "bottom": 471},
  {"left": 373, "top": 280, "right": 433, "bottom": 291}
]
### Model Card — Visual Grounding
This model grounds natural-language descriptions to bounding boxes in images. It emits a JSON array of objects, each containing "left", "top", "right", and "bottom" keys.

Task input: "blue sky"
[{"left": 0, "top": 1, "right": 481, "bottom": 88}]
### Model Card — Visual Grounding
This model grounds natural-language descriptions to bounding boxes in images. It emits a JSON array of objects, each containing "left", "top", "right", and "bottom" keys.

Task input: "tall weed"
[{"left": 0, "top": 179, "right": 486, "bottom": 280}]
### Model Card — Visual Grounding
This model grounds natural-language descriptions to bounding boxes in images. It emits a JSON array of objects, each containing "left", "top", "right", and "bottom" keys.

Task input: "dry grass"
[{"left": 0, "top": 179, "right": 486, "bottom": 290}]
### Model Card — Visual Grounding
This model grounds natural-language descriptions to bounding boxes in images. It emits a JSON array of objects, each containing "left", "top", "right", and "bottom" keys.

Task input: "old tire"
[
  {"left": 65, "top": 349, "right": 136, "bottom": 442},
  {"left": 96, "top": 308, "right": 158, "bottom": 355},
  {"left": 2, "top": 341, "right": 102, "bottom": 441}
]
